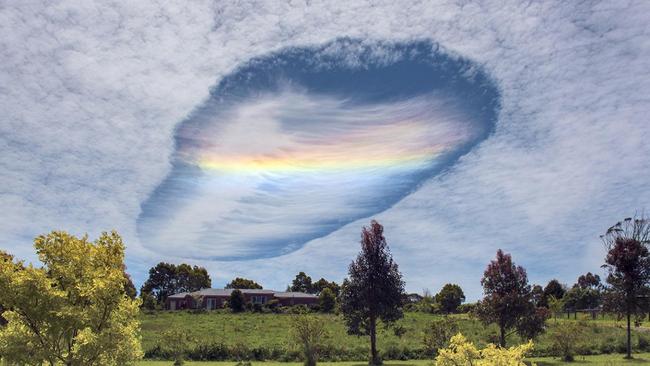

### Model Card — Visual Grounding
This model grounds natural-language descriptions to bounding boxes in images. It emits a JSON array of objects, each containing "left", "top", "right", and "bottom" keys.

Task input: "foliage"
[
  {"left": 541, "top": 280, "right": 566, "bottom": 308},
  {"left": 550, "top": 321, "right": 585, "bottom": 361},
  {"left": 226, "top": 277, "right": 263, "bottom": 290},
  {"left": 435, "top": 284, "right": 466, "bottom": 314},
  {"left": 476, "top": 249, "right": 545, "bottom": 347},
  {"left": 138, "top": 310, "right": 640, "bottom": 361},
  {"left": 339, "top": 220, "right": 405, "bottom": 365},
  {"left": 547, "top": 296, "right": 564, "bottom": 322},
  {"left": 0, "top": 231, "right": 143, "bottom": 365},
  {"left": 422, "top": 317, "right": 459, "bottom": 356},
  {"left": 124, "top": 266, "right": 138, "bottom": 300},
  {"left": 292, "top": 315, "right": 328, "bottom": 366},
  {"left": 435, "top": 333, "right": 534, "bottom": 366},
  {"left": 600, "top": 214, "right": 650, "bottom": 358},
  {"left": 162, "top": 327, "right": 195, "bottom": 366},
  {"left": 563, "top": 286, "right": 601, "bottom": 312},
  {"left": 229, "top": 289, "right": 246, "bottom": 312},
  {"left": 313, "top": 278, "right": 341, "bottom": 296},
  {"left": 291, "top": 272, "right": 314, "bottom": 293},
  {"left": 319, "top": 288, "right": 336, "bottom": 313},
  {"left": 141, "top": 262, "right": 211, "bottom": 305},
  {"left": 531, "top": 285, "right": 544, "bottom": 308},
  {"left": 577, "top": 272, "right": 602, "bottom": 290}
]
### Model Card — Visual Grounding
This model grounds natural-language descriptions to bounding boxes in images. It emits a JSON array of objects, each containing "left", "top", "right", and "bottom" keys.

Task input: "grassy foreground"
[
  {"left": 140, "top": 311, "right": 648, "bottom": 360},
  {"left": 137, "top": 352, "right": 650, "bottom": 365}
]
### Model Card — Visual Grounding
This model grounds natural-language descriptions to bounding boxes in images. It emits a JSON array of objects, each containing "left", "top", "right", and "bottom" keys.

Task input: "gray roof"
[
  {"left": 167, "top": 288, "right": 316, "bottom": 299},
  {"left": 273, "top": 292, "right": 318, "bottom": 299}
]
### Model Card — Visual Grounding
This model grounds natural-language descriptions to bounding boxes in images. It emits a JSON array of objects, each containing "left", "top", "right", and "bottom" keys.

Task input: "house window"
[
  {"left": 251, "top": 295, "right": 267, "bottom": 304},
  {"left": 206, "top": 298, "right": 217, "bottom": 310}
]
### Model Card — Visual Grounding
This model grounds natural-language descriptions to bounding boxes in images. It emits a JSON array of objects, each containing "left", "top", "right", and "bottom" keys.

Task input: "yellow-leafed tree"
[
  {"left": 0, "top": 231, "right": 143, "bottom": 366},
  {"left": 436, "top": 333, "right": 534, "bottom": 366}
]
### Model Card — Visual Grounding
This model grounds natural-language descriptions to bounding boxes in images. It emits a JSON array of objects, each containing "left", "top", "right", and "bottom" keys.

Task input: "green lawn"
[
  {"left": 139, "top": 311, "right": 648, "bottom": 361},
  {"left": 137, "top": 353, "right": 650, "bottom": 365}
]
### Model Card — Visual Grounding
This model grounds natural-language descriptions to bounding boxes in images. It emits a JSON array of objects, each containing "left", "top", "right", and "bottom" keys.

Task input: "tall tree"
[
  {"left": 290, "top": 272, "right": 314, "bottom": 293},
  {"left": 577, "top": 272, "right": 602, "bottom": 289},
  {"left": 225, "top": 277, "right": 262, "bottom": 289},
  {"left": 313, "top": 278, "right": 341, "bottom": 296},
  {"left": 140, "top": 262, "right": 211, "bottom": 305},
  {"left": 339, "top": 220, "right": 405, "bottom": 366},
  {"left": 601, "top": 215, "right": 650, "bottom": 359},
  {"left": 176, "top": 263, "right": 211, "bottom": 293},
  {"left": 435, "top": 284, "right": 466, "bottom": 314},
  {"left": 531, "top": 285, "right": 544, "bottom": 307},
  {"left": 0, "top": 231, "right": 143, "bottom": 365},
  {"left": 541, "top": 279, "right": 565, "bottom": 308},
  {"left": 476, "top": 249, "right": 546, "bottom": 347},
  {"left": 140, "top": 262, "right": 179, "bottom": 304}
]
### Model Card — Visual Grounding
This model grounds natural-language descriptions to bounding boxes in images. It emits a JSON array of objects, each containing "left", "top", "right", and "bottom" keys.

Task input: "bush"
[
  {"left": 292, "top": 315, "right": 328, "bottom": 366},
  {"left": 639, "top": 335, "right": 650, "bottom": 351},
  {"left": 229, "top": 290, "right": 245, "bottom": 312},
  {"left": 457, "top": 302, "right": 476, "bottom": 314},
  {"left": 319, "top": 288, "right": 336, "bottom": 313},
  {"left": 423, "top": 317, "right": 459, "bottom": 356},
  {"left": 550, "top": 322, "right": 584, "bottom": 361}
]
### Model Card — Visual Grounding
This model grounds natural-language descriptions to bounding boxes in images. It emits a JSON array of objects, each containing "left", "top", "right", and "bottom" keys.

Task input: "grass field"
[
  {"left": 137, "top": 352, "right": 650, "bottom": 365},
  {"left": 139, "top": 310, "right": 649, "bottom": 361}
]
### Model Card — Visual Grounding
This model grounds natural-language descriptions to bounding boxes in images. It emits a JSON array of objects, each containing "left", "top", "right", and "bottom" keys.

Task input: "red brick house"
[{"left": 165, "top": 288, "right": 318, "bottom": 310}]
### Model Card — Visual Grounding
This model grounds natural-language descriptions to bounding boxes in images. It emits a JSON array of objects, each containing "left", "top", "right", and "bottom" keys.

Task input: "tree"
[
  {"left": 140, "top": 262, "right": 211, "bottom": 306},
  {"left": 176, "top": 263, "right": 211, "bottom": 293},
  {"left": 339, "top": 220, "right": 405, "bottom": 366},
  {"left": 313, "top": 278, "right": 341, "bottom": 296},
  {"left": 225, "top": 277, "right": 262, "bottom": 289},
  {"left": 291, "top": 272, "right": 314, "bottom": 293},
  {"left": 577, "top": 272, "right": 602, "bottom": 289},
  {"left": 319, "top": 288, "right": 336, "bottom": 313},
  {"left": 141, "top": 262, "right": 178, "bottom": 304},
  {"left": 475, "top": 249, "right": 546, "bottom": 347},
  {"left": 229, "top": 289, "right": 246, "bottom": 312},
  {"left": 547, "top": 295, "right": 564, "bottom": 322},
  {"left": 292, "top": 315, "right": 328, "bottom": 366},
  {"left": 541, "top": 279, "right": 565, "bottom": 308},
  {"left": 123, "top": 267, "right": 137, "bottom": 300},
  {"left": 531, "top": 284, "right": 544, "bottom": 307},
  {"left": 0, "top": 231, "right": 143, "bottom": 365},
  {"left": 435, "top": 284, "right": 466, "bottom": 314},
  {"left": 601, "top": 215, "right": 650, "bottom": 359}
]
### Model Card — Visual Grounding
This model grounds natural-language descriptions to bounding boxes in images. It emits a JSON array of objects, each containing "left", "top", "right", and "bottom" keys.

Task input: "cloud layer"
[{"left": 1, "top": 1, "right": 649, "bottom": 299}]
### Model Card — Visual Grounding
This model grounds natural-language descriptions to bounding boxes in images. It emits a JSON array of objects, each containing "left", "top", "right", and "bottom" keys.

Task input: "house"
[{"left": 165, "top": 288, "right": 318, "bottom": 310}]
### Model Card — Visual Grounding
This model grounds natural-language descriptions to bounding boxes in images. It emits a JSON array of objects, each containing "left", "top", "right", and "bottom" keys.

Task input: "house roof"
[
  {"left": 167, "top": 288, "right": 317, "bottom": 299},
  {"left": 273, "top": 292, "right": 318, "bottom": 298}
]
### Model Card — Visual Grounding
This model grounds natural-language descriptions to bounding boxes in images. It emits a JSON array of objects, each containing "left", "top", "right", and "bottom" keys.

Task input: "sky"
[{"left": 1, "top": 1, "right": 649, "bottom": 300}]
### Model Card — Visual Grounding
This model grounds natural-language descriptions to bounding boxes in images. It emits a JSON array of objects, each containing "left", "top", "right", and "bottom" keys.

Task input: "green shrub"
[{"left": 423, "top": 317, "right": 459, "bottom": 356}]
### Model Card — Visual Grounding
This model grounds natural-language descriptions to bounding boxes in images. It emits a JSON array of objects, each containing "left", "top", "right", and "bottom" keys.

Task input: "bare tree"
[{"left": 601, "top": 214, "right": 650, "bottom": 359}]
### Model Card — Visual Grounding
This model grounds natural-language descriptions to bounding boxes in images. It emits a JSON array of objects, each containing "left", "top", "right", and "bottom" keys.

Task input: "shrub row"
[{"left": 145, "top": 343, "right": 428, "bottom": 361}]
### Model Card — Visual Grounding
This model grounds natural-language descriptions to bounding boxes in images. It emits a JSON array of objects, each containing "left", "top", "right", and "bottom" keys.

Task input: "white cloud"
[{"left": 1, "top": 0, "right": 649, "bottom": 299}]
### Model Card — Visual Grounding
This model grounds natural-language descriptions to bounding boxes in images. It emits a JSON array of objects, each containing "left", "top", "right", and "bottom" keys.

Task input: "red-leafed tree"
[
  {"left": 476, "top": 249, "right": 546, "bottom": 347},
  {"left": 601, "top": 215, "right": 650, "bottom": 359},
  {"left": 339, "top": 220, "right": 405, "bottom": 366}
]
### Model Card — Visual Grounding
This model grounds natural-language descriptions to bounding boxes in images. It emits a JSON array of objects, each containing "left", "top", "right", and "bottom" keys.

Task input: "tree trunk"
[
  {"left": 499, "top": 323, "right": 506, "bottom": 348},
  {"left": 626, "top": 311, "right": 632, "bottom": 359},
  {"left": 369, "top": 315, "right": 380, "bottom": 365}
]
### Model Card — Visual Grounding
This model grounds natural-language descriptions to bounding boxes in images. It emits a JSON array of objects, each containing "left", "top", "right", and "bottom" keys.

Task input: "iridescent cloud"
[{"left": 137, "top": 40, "right": 499, "bottom": 260}]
